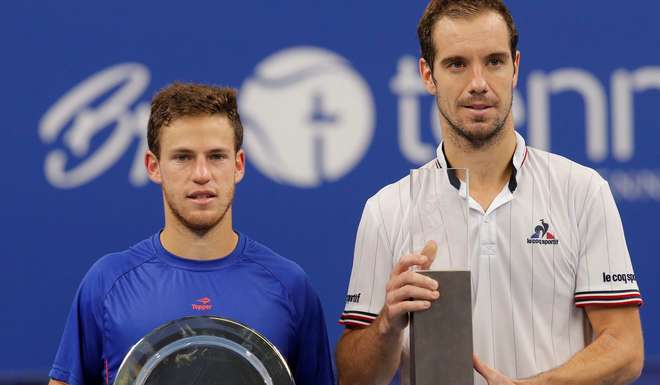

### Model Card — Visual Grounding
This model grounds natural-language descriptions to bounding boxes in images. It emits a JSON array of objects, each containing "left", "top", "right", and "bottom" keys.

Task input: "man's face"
[
  {"left": 145, "top": 115, "right": 245, "bottom": 234},
  {"left": 420, "top": 11, "right": 520, "bottom": 148}
]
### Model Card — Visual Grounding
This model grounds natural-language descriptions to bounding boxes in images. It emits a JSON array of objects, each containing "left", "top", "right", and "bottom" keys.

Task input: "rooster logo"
[{"left": 530, "top": 219, "right": 555, "bottom": 240}]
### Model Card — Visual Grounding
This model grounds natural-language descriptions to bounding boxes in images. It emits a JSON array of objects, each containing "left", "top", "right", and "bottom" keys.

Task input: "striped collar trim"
[{"left": 434, "top": 131, "right": 528, "bottom": 192}]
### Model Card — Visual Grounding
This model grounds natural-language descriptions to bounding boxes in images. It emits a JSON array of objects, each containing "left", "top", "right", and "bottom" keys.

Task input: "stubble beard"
[
  {"left": 163, "top": 186, "right": 235, "bottom": 237},
  {"left": 437, "top": 91, "right": 513, "bottom": 150}
]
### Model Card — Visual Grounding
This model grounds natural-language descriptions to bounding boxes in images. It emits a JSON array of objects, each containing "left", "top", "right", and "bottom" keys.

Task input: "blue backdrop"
[{"left": 1, "top": 1, "right": 659, "bottom": 382}]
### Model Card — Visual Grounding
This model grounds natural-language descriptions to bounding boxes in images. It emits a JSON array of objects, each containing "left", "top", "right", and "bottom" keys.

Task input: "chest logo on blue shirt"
[
  {"left": 527, "top": 219, "right": 559, "bottom": 245},
  {"left": 192, "top": 297, "right": 213, "bottom": 311}
]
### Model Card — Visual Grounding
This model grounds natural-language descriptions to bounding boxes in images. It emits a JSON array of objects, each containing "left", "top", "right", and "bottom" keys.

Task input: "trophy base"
[{"left": 410, "top": 270, "right": 473, "bottom": 385}]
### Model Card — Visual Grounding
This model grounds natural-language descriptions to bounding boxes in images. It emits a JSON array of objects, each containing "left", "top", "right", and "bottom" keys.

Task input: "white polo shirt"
[{"left": 340, "top": 131, "right": 642, "bottom": 384}]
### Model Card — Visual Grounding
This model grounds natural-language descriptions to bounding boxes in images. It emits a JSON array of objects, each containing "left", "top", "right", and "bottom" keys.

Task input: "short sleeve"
[
  {"left": 574, "top": 180, "right": 642, "bottom": 307},
  {"left": 340, "top": 198, "right": 394, "bottom": 327},
  {"left": 50, "top": 269, "right": 105, "bottom": 385},
  {"left": 289, "top": 276, "right": 335, "bottom": 385}
]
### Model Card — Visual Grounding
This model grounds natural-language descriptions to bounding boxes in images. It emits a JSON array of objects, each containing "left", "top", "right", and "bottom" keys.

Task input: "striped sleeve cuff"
[
  {"left": 575, "top": 289, "right": 643, "bottom": 307},
  {"left": 339, "top": 310, "right": 378, "bottom": 327}
]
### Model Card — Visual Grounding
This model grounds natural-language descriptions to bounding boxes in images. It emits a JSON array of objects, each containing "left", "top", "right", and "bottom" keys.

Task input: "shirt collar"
[{"left": 434, "top": 131, "right": 528, "bottom": 192}]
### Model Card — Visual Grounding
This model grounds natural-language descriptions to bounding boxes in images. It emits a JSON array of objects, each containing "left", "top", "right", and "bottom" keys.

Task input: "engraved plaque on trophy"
[
  {"left": 113, "top": 316, "right": 295, "bottom": 385},
  {"left": 408, "top": 168, "right": 473, "bottom": 385}
]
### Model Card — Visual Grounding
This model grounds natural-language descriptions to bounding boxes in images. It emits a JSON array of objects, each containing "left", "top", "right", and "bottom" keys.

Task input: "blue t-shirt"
[{"left": 50, "top": 232, "right": 335, "bottom": 385}]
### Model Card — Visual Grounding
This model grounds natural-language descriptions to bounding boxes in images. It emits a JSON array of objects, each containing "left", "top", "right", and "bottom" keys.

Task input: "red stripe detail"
[
  {"left": 575, "top": 293, "right": 640, "bottom": 301},
  {"left": 339, "top": 319, "right": 371, "bottom": 327},
  {"left": 341, "top": 314, "right": 376, "bottom": 322},
  {"left": 576, "top": 298, "right": 643, "bottom": 308},
  {"left": 520, "top": 148, "right": 528, "bottom": 168},
  {"left": 342, "top": 311, "right": 377, "bottom": 318},
  {"left": 105, "top": 359, "right": 109, "bottom": 385}
]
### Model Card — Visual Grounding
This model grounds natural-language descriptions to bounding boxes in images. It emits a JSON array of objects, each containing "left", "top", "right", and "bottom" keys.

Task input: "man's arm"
[
  {"left": 530, "top": 305, "right": 643, "bottom": 385},
  {"left": 474, "top": 305, "right": 644, "bottom": 385},
  {"left": 336, "top": 242, "right": 438, "bottom": 385},
  {"left": 49, "top": 263, "right": 106, "bottom": 385},
  {"left": 48, "top": 380, "right": 67, "bottom": 385},
  {"left": 291, "top": 274, "right": 336, "bottom": 385},
  {"left": 336, "top": 316, "right": 405, "bottom": 385}
]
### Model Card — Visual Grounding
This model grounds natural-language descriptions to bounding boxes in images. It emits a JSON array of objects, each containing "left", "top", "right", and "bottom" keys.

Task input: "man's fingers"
[
  {"left": 392, "top": 240, "right": 439, "bottom": 275},
  {"left": 383, "top": 240, "right": 440, "bottom": 333},
  {"left": 387, "top": 284, "right": 439, "bottom": 304},
  {"left": 473, "top": 354, "right": 513, "bottom": 384},
  {"left": 388, "top": 300, "right": 432, "bottom": 318},
  {"left": 420, "top": 240, "right": 438, "bottom": 269},
  {"left": 473, "top": 354, "right": 492, "bottom": 379},
  {"left": 387, "top": 270, "right": 439, "bottom": 292},
  {"left": 392, "top": 253, "right": 430, "bottom": 275}
]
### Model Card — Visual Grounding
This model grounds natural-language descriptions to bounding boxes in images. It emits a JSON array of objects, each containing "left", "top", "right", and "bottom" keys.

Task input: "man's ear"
[
  {"left": 234, "top": 149, "right": 245, "bottom": 184},
  {"left": 419, "top": 57, "right": 437, "bottom": 95},
  {"left": 145, "top": 151, "right": 162, "bottom": 185},
  {"left": 512, "top": 50, "right": 521, "bottom": 88}
]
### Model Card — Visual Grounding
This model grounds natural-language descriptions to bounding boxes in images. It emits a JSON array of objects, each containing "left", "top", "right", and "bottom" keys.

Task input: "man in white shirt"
[{"left": 336, "top": 1, "right": 644, "bottom": 385}]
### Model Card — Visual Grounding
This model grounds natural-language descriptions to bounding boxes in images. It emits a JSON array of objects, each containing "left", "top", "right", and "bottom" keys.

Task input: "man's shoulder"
[
  {"left": 82, "top": 235, "right": 158, "bottom": 294},
  {"left": 364, "top": 158, "right": 437, "bottom": 215},
  {"left": 525, "top": 146, "right": 606, "bottom": 188},
  {"left": 240, "top": 235, "right": 309, "bottom": 288}
]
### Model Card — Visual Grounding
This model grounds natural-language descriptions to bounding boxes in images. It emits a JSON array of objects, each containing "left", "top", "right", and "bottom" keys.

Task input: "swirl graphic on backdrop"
[
  {"left": 239, "top": 47, "right": 375, "bottom": 188},
  {"left": 39, "top": 63, "right": 150, "bottom": 189}
]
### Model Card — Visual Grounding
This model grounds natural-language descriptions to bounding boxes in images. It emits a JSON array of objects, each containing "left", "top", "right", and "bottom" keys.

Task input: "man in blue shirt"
[{"left": 49, "top": 83, "right": 335, "bottom": 385}]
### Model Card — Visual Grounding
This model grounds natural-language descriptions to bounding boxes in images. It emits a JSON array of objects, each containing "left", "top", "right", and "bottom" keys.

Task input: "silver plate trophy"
[
  {"left": 113, "top": 316, "right": 295, "bottom": 385},
  {"left": 408, "top": 167, "right": 473, "bottom": 385}
]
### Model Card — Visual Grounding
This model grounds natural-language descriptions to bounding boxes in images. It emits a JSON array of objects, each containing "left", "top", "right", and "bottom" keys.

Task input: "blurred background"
[{"left": 1, "top": 1, "right": 658, "bottom": 384}]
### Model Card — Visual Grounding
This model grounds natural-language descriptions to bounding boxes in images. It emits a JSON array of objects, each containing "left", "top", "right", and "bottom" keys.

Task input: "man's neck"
[
  {"left": 160, "top": 212, "right": 238, "bottom": 261},
  {"left": 443, "top": 128, "right": 517, "bottom": 210}
]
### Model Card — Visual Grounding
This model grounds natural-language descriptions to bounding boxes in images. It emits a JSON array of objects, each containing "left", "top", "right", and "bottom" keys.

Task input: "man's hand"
[
  {"left": 473, "top": 354, "right": 519, "bottom": 385},
  {"left": 377, "top": 240, "right": 439, "bottom": 337}
]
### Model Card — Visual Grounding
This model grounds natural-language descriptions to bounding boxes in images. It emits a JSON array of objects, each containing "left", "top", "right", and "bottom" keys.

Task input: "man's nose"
[
  {"left": 468, "top": 66, "right": 488, "bottom": 95},
  {"left": 192, "top": 157, "right": 211, "bottom": 183}
]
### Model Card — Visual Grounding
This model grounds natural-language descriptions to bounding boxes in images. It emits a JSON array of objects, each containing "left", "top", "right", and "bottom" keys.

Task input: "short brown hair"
[
  {"left": 147, "top": 82, "right": 244, "bottom": 158},
  {"left": 417, "top": 0, "right": 518, "bottom": 72}
]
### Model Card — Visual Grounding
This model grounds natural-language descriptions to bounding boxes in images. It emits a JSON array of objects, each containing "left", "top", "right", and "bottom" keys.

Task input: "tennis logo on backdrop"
[
  {"left": 239, "top": 47, "right": 375, "bottom": 188},
  {"left": 39, "top": 63, "right": 150, "bottom": 189}
]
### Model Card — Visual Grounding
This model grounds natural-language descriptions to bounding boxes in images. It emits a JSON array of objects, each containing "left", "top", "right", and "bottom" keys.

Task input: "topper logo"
[
  {"left": 192, "top": 297, "right": 212, "bottom": 311},
  {"left": 39, "top": 63, "right": 151, "bottom": 189}
]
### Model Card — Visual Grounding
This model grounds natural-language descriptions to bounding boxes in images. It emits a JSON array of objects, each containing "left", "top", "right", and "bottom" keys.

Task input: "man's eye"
[
  {"left": 488, "top": 58, "right": 504, "bottom": 66},
  {"left": 210, "top": 154, "right": 226, "bottom": 160},
  {"left": 448, "top": 61, "right": 465, "bottom": 69},
  {"left": 175, "top": 154, "right": 190, "bottom": 161}
]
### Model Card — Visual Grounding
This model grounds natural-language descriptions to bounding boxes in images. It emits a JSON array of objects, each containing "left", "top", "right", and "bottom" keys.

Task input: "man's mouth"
[
  {"left": 187, "top": 191, "right": 217, "bottom": 203},
  {"left": 464, "top": 104, "right": 492, "bottom": 111}
]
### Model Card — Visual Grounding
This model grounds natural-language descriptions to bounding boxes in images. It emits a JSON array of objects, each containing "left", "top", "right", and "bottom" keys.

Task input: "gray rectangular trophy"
[{"left": 408, "top": 167, "right": 473, "bottom": 385}]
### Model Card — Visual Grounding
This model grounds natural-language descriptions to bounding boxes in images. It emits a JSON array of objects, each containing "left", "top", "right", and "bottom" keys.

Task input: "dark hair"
[
  {"left": 417, "top": 0, "right": 518, "bottom": 72},
  {"left": 147, "top": 82, "right": 243, "bottom": 158}
]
